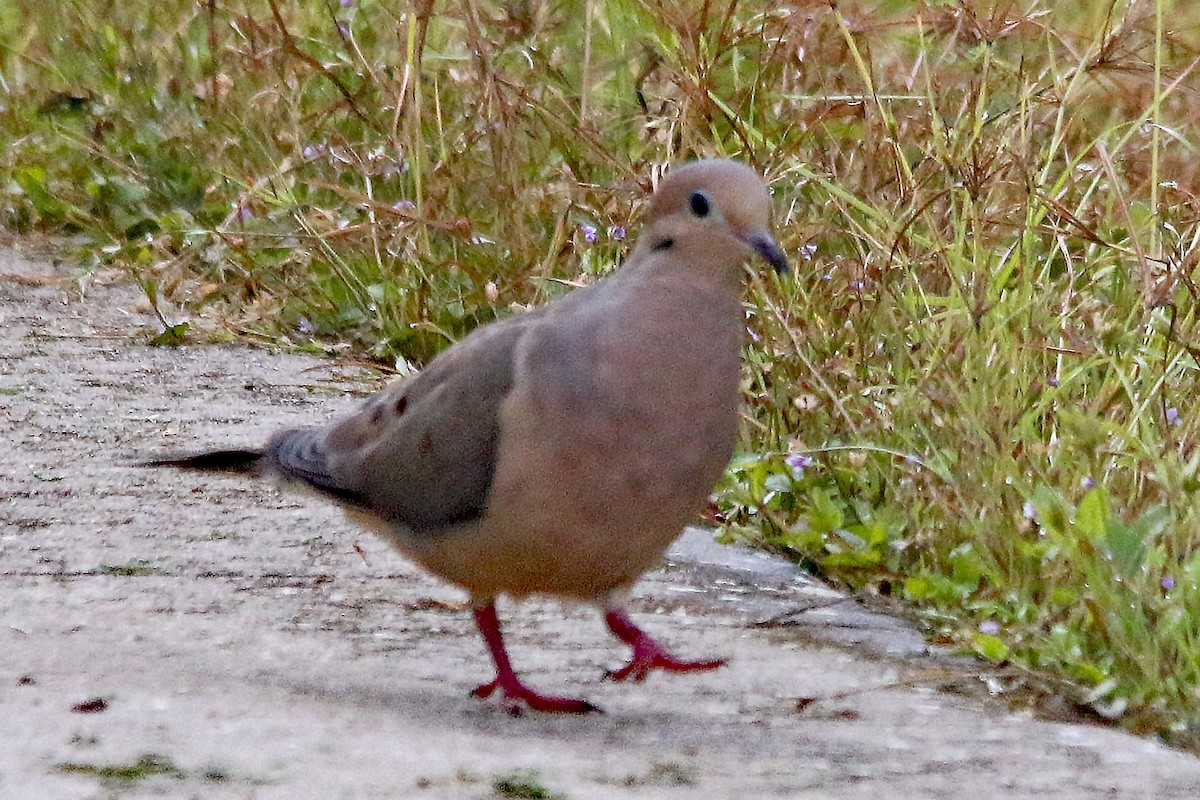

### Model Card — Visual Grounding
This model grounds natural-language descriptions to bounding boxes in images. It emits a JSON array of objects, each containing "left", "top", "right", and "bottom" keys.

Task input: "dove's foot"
[
  {"left": 470, "top": 676, "right": 599, "bottom": 715},
  {"left": 603, "top": 606, "right": 726, "bottom": 683}
]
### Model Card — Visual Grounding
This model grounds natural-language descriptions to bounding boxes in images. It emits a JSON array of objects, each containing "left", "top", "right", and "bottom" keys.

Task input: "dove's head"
[{"left": 643, "top": 159, "right": 789, "bottom": 274}]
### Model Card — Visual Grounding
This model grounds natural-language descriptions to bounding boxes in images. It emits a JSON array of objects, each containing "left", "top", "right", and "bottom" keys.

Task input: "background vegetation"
[{"left": 4, "top": 0, "right": 1200, "bottom": 747}]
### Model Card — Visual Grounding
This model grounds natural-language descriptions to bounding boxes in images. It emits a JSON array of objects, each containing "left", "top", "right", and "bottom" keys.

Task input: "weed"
[
  {"left": 99, "top": 560, "right": 165, "bottom": 577},
  {"left": 58, "top": 753, "right": 184, "bottom": 783},
  {"left": 57, "top": 753, "right": 237, "bottom": 787},
  {"left": 492, "top": 769, "right": 564, "bottom": 799}
]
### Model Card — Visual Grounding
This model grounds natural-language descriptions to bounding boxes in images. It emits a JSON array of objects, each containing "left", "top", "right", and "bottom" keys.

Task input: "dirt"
[{"left": 4, "top": 240, "right": 1200, "bottom": 799}]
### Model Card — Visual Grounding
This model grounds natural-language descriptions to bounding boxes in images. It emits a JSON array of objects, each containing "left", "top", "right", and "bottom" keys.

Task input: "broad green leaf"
[
  {"left": 1075, "top": 488, "right": 1109, "bottom": 542},
  {"left": 973, "top": 633, "right": 1010, "bottom": 661}
]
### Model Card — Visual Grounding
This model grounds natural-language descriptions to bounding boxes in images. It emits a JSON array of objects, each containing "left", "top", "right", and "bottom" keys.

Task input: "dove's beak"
[{"left": 741, "top": 230, "right": 790, "bottom": 273}]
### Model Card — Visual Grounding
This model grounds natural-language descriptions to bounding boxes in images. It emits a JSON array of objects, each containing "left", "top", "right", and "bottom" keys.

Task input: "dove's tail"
[{"left": 138, "top": 449, "right": 265, "bottom": 474}]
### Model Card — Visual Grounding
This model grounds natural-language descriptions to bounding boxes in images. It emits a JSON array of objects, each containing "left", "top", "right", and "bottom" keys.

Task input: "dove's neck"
[
  {"left": 627, "top": 228, "right": 749, "bottom": 300},
  {"left": 610, "top": 237, "right": 747, "bottom": 358}
]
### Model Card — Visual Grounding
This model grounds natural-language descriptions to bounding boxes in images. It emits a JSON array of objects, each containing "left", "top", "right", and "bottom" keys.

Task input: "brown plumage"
[{"left": 145, "top": 159, "right": 788, "bottom": 714}]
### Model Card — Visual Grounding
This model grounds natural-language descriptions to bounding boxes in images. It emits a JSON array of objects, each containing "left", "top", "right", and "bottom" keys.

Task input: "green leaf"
[
  {"left": 1030, "top": 484, "right": 1069, "bottom": 535},
  {"left": 14, "top": 167, "right": 67, "bottom": 221},
  {"left": 972, "top": 633, "right": 1010, "bottom": 661},
  {"left": 824, "top": 549, "right": 882, "bottom": 569},
  {"left": 1106, "top": 521, "right": 1144, "bottom": 575},
  {"left": 1131, "top": 503, "right": 1172, "bottom": 540},
  {"left": 1075, "top": 488, "right": 1109, "bottom": 542},
  {"left": 1050, "top": 586, "right": 1078, "bottom": 606},
  {"left": 1109, "top": 503, "right": 1168, "bottom": 576},
  {"left": 903, "top": 575, "right": 935, "bottom": 601},
  {"left": 763, "top": 472, "right": 792, "bottom": 494},
  {"left": 949, "top": 542, "right": 984, "bottom": 589},
  {"left": 807, "top": 487, "right": 844, "bottom": 533},
  {"left": 149, "top": 322, "right": 190, "bottom": 347}
]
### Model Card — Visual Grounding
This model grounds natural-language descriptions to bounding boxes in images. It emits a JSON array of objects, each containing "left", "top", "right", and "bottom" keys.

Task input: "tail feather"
[
  {"left": 139, "top": 449, "right": 265, "bottom": 474},
  {"left": 140, "top": 431, "right": 367, "bottom": 508}
]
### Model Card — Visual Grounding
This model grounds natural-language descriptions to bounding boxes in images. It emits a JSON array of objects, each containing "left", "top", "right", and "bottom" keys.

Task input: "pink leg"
[
  {"left": 469, "top": 603, "right": 600, "bottom": 715},
  {"left": 603, "top": 606, "right": 726, "bottom": 683}
]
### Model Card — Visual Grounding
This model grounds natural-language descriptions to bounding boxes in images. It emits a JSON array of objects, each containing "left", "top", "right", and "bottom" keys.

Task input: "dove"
[{"left": 146, "top": 159, "right": 789, "bottom": 714}]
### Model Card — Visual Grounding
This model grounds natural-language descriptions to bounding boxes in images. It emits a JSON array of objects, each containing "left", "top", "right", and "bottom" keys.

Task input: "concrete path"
[{"left": 4, "top": 241, "right": 1200, "bottom": 799}]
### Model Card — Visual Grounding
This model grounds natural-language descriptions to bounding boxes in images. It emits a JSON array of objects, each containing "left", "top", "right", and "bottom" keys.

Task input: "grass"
[
  {"left": 58, "top": 752, "right": 233, "bottom": 786},
  {"left": 58, "top": 753, "right": 185, "bottom": 784},
  {"left": 98, "top": 560, "right": 166, "bottom": 577},
  {"left": 492, "top": 769, "right": 564, "bottom": 799},
  {"left": 4, "top": 0, "right": 1200, "bottom": 746}
]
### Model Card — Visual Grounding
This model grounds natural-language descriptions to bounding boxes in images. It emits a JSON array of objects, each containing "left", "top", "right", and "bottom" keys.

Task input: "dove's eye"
[{"left": 689, "top": 191, "right": 711, "bottom": 218}]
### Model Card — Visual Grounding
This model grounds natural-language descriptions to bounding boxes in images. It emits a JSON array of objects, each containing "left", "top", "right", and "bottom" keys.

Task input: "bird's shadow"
[{"left": 275, "top": 674, "right": 699, "bottom": 743}]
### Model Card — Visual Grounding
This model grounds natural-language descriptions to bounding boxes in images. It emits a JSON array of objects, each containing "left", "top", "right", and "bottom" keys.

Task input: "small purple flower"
[
  {"left": 393, "top": 200, "right": 415, "bottom": 213},
  {"left": 1167, "top": 407, "right": 1181, "bottom": 426},
  {"left": 232, "top": 203, "right": 253, "bottom": 224},
  {"left": 979, "top": 620, "right": 1000, "bottom": 635},
  {"left": 607, "top": 225, "right": 626, "bottom": 241},
  {"left": 848, "top": 280, "right": 865, "bottom": 291},
  {"left": 298, "top": 317, "right": 315, "bottom": 335},
  {"left": 1048, "top": 376, "right": 1060, "bottom": 387},
  {"left": 339, "top": 0, "right": 354, "bottom": 7},
  {"left": 1081, "top": 476, "right": 1096, "bottom": 489},
  {"left": 1022, "top": 501, "right": 1036, "bottom": 520},
  {"left": 1162, "top": 575, "right": 1177, "bottom": 591},
  {"left": 785, "top": 453, "right": 814, "bottom": 469},
  {"left": 785, "top": 453, "right": 815, "bottom": 479},
  {"left": 337, "top": 22, "right": 350, "bottom": 37},
  {"left": 580, "top": 224, "right": 598, "bottom": 244},
  {"left": 799, "top": 243, "right": 817, "bottom": 261}
]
